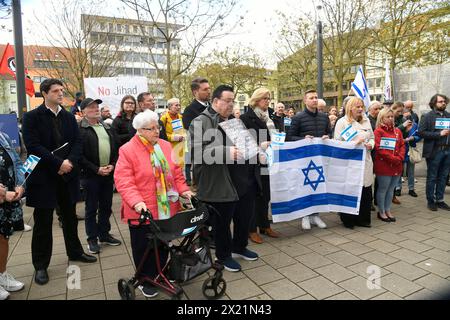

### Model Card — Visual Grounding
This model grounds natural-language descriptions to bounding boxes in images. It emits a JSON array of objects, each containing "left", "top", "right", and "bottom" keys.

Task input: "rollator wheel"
[
  {"left": 118, "top": 278, "right": 136, "bottom": 300},
  {"left": 202, "top": 275, "right": 226, "bottom": 300}
]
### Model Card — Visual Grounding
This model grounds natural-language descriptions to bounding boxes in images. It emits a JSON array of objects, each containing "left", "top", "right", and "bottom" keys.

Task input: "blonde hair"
[
  {"left": 248, "top": 88, "right": 270, "bottom": 108},
  {"left": 345, "top": 97, "right": 365, "bottom": 122},
  {"left": 376, "top": 108, "right": 394, "bottom": 128}
]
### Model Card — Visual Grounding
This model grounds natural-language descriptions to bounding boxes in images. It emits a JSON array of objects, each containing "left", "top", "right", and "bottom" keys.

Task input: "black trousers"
[
  {"left": 340, "top": 186, "right": 373, "bottom": 227},
  {"left": 129, "top": 224, "right": 168, "bottom": 278},
  {"left": 31, "top": 177, "right": 84, "bottom": 270},
  {"left": 250, "top": 174, "right": 270, "bottom": 232},
  {"left": 208, "top": 180, "right": 257, "bottom": 261}
]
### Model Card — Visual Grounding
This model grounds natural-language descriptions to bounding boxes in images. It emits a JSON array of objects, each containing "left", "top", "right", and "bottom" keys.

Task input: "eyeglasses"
[{"left": 142, "top": 126, "right": 161, "bottom": 132}]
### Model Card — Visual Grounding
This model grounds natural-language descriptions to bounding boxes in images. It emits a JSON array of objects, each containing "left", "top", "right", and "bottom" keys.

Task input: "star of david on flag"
[{"left": 302, "top": 160, "right": 325, "bottom": 191}]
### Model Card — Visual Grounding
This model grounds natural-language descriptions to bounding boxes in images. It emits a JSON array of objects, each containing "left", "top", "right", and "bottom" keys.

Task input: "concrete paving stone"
[
  {"left": 398, "top": 230, "right": 432, "bottom": 242},
  {"left": 293, "top": 294, "right": 316, "bottom": 300},
  {"left": 247, "top": 294, "right": 273, "bottom": 300},
  {"left": 98, "top": 245, "right": 128, "bottom": 258},
  {"left": 397, "top": 239, "right": 433, "bottom": 254},
  {"left": 404, "top": 288, "right": 438, "bottom": 300},
  {"left": 315, "top": 263, "right": 357, "bottom": 283},
  {"left": 319, "top": 234, "right": 352, "bottom": 246},
  {"left": 6, "top": 263, "right": 35, "bottom": 278},
  {"left": 328, "top": 226, "right": 358, "bottom": 236},
  {"left": 388, "top": 248, "right": 428, "bottom": 265},
  {"left": 346, "top": 232, "right": 378, "bottom": 244},
  {"left": 297, "top": 276, "right": 344, "bottom": 300},
  {"left": 104, "top": 282, "right": 122, "bottom": 300},
  {"left": 431, "top": 216, "right": 450, "bottom": 227},
  {"left": 325, "top": 291, "right": 359, "bottom": 300},
  {"left": 279, "top": 242, "right": 313, "bottom": 257},
  {"left": 76, "top": 293, "right": 107, "bottom": 300},
  {"left": 261, "top": 278, "right": 306, "bottom": 300},
  {"left": 385, "top": 261, "right": 429, "bottom": 281},
  {"left": 348, "top": 261, "right": 391, "bottom": 279},
  {"left": 414, "top": 273, "right": 450, "bottom": 295},
  {"left": 225, "top": 278, "right": 264, "bottom": 300},
  {"left": 370, "top": 292, "right": 403, "bottom": 300},
  {"left": 366, "top": 239, "right": 400, "bottom": 254},
  {"left": 67, "top": 277, "right": 105, "bottom": 300},
  {"left": 356, "top": 226, "right": 385, "bottom": 236},
  {"left": 295, "top": 252, "right": 333, "bottom": 269},
  {"left": 50, "top": 253, "right": 72, "bottom": 267},
  {"left": 261, "top": 252, "right": 298, "bottom": 269},
  {"left": 239, "top": 257, "right": 267, "bottom": 271},
  {"left": 326, "top": 251, "right": 363, "bottom": 267},
  {"left": 243, "top": 265, "right": 284, "bottom": 286},
  {"left": 48, "top": 264, "right": 72, "bottom": 280},
  {"left": 380, "top": 273, "right": 423, "bottom": 298},
  {"left": 429, "top": 230, "right": 450, "bottom": 242},
  {"left": 407, "top": 217, "right": 436, "bottom": 227},
  {"left": 28, "top": 276, "right": 67, "bottom": 299},
  {"left": 422, "top": 248, "right": 450, "bottom": 264},
  {"left": 360, "top": 251, "right": 399, "bottom": 267},
  {"left": 278, "top": 263, "right": 318, "bottom": 283},
  {"left": 307, "top": 242, "right": 341, "bottom": 256},
  {"left": 6, "top": 252, "right": 33, "bottom": 267},
  {"left": 338, "top": 276, "right": 386, "bottom": 300},
  {"left": 39, "top": 294, "right": 67, "bottom": 300},
  {"left": 373, "top": 232, "right": 408, "bottom": 244},
  {"left": 100, "top": 254, "right": 133, "bottom": 270},
  {"left": 274, "top": 225, "right": 304, "bottom": 237},
  {"left": 426, "top": 222, "right": 450, "bottom": 232},
  {"left": 308, "top": 228, "right": 334, "bottom": 238},
  {"left": 338, "top": 241, "right": 374, "bottom": 256},
  {"left": 102, "top": 265, "right": 135, "bottom": 285},
  {"left": 415, "top": 259, "right": 450, "bottom": 278},
  {"left": 221, "top": 270, "right": 247, "bottom": 283},
  {"left": 373, "top": 224, "right": 409, "bottom": 235},
  {"left": 247, "top": 243, "right": 280, "bottom": 257},
  {"left": 181, "top": 280, "right": 228, "bottom": 300},
  {"left": 294, "top": 234, "right": 322, "bottom": 246},
  {"left": 423, "top": 238, "right": 450, "bottom": 252}
]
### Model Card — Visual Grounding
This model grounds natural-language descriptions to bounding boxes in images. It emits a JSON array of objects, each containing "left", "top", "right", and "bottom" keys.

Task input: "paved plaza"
[{"left": 5, "top": 178, "right": 450, "bottom": 300}]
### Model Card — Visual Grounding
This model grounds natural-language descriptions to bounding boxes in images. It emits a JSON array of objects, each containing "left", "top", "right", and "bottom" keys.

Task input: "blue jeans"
[
  {"left": 377, "top": 176, "right": 401, "bottom": 214},
  {"left": 84, "top": 175, "right": 114, "bottom": 241},
  {"left": 397, "top": 162, "right": 416, "bottom": 192},
  {"left": 426, "top": 149, "right": 450, "bottom": 205}
]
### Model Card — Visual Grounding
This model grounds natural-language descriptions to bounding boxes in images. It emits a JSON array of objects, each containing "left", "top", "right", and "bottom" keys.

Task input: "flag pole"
[{"left": 12, "top": 0, "right": 27, "bottom": 119}]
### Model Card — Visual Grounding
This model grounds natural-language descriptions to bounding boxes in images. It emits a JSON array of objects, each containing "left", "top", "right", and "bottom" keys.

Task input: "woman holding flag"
[
  {"left": 0, "top": 131, "right": 25, "bottom": 300},
  {"left": 334, "top": 97, "right": 374, "bottom": 229},
  {"left": 373, "top": 108, "right": 406, "bottom": 222}
]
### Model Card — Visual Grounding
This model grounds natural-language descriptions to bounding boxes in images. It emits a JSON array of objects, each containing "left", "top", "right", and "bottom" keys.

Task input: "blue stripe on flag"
[
  {"left": 276, "top": 144, "right": 364, "bottom": 163},
  {"left": 272, "top": 193, "right": 358, "bottom": 215},
  {"left": 352, "top": 83, "right": 364, "bottom": 100}
]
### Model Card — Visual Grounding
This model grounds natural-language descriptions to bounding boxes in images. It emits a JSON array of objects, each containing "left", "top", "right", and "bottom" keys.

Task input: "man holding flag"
[{"left": 287, "top": 89, "right": 331, "bottom": 230}]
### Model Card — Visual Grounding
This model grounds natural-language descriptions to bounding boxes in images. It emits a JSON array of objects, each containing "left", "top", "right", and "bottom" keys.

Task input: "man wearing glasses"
[{"left": 418, "top": 94, "right": 450, "bottom": 211}]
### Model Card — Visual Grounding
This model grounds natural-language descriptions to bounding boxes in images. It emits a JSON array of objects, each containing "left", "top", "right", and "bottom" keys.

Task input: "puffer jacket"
[
  {"left": 287, "top": 107, "right": 331, "bottom": 140},
  {"left": 374, "top": 124, "right": 405, "bottom": 176}
]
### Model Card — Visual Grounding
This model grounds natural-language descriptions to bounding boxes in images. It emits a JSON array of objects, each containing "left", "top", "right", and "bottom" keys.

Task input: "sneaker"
[
  {"left": 408, "top": 190, "right": 418, "bottom": 198},
  {"left": 311, "top": 215, "right": 327, "bottom": 229},
  {"left": 23, "top": 224, "right": 32, "bottom": 232},
  {"left": 87, "top": 239, "right": 100, "bottom": 254},
  {"left": 0, "top": 286, "right": 9, "bottom": 300},
  {"left": 232, "top": 248, "right": 259, "bottom": 261},
  {"left": 138, "top": 283, "right": 159, "bottom": 298},
  {"left": 220, "top": 257, "right": 241, "bottom": 272},
  {"left": 437, "top": 202, "right": 450, "bottom": 211},
  {"left": 99, "top": 234, "right": 122, "bottom": 246},
  {"left": 428, "top": 203, "right": 438, "bottom": 211},
  {"left": 301, "top": 216, "right": 311, "bottom": 230},
  {"left": 0, "top": 272, "right": 24, "bottom": 292}
]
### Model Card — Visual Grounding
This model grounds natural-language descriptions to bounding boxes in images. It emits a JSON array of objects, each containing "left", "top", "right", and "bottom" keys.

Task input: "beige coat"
[{"left": 334, "top": 115, "right": 375, "bottom": 187}]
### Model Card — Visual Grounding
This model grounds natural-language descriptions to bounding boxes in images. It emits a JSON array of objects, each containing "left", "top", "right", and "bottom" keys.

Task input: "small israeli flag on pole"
[
  {"left": 380, "top": 137, "right": 396, "bottom": 150},
  {"left": 435, "top": 118, "right": 450, "bottom": 130},
  {"left": 340, "top": 124, "right": 358, "bottom": 142},
  {"left": 19, "top": 155, "right": 41, "bottom": 185},
  {"left": 271, "top": 132, "right": 286, "bottom": 146}
]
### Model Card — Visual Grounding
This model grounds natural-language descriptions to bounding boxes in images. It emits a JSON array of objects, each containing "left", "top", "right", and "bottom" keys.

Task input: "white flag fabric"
[
  {"left": 384, "top": 62, "right": 392, "bottom": 101},
  {"left": 351, "top": 66, "right": 370, "bottom": 109},
  {"left": 269, "top": 138, "right": 366, "bottom": 223},
  {"left": 19, "top": 155, "right": 40, "bottom": 175}
]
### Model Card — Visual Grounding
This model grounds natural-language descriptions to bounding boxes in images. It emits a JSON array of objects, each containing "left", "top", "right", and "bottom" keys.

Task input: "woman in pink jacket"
[{"left": 114, "top": 110, "right": 193, "bottom": 298}]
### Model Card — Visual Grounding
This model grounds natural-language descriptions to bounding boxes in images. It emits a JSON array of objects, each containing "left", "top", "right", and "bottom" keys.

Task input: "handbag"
[{"left": 409, "top": 146, "right": 422, "bottom": 163}]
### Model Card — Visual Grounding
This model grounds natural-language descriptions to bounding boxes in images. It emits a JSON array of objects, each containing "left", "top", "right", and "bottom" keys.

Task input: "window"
[
  {"left": 124, "top": 25, "right": 129, "bottom": 33},
  {"left": 133, "top": 25, "right": 139, "bottom": 34},
  {"left": 108, "top": 23, "right": 113, "bottom": 32},
  {"left": 376, "top": 78, "right": 382, "bottom": 88},
  {"left": 116, "top": 24, "right": 122, "bottom": 32}
]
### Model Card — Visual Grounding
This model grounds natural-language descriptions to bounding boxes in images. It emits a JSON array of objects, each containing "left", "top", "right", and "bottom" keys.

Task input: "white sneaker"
[
  {"left": 0, "top": 272, "right": 24, "bottom": 292},
  {"left": 301, "top": 216, "right": 311, "bottom": 230},
  {"left": 0, "top": 286, "right": 9, "bottom": 300},
  {"left": 23, "top": 224, "right": 32, "bottom": 232},
  {"left": 311, "top": 215, "right": 327, "bottom": 229}
]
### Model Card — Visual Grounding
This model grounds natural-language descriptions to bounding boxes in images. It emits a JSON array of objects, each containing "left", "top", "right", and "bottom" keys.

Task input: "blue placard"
[{"left": 0, "top": 114, "right": 20, "bottom": 148}]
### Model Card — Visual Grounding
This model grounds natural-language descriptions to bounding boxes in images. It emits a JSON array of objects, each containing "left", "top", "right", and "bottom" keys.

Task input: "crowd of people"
[{"left": 0, "top": 76, "right": 448, "bottom": 300}]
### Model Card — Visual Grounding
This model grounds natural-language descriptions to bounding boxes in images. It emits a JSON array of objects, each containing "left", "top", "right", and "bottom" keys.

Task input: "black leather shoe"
[
  {"left": 377, "top": 212, "right": 391, "bottom": 222},
  {"left": 428, "top": 203, "right": 438, "bottom": 211},
  {"left": 408, "top": 190, "right": 418, "bottom": 197},
  {"left": 34, "top": 269, "right": 49, "bottom": 285},
  {"left": 437, "top": 202, "right": 450, "bottom": 211},
  {"left": 69, "top": 253, "right": 97, "bottom": 263},
  {"left": 355, "top": 222, "right": 372, "bottom": 228}
]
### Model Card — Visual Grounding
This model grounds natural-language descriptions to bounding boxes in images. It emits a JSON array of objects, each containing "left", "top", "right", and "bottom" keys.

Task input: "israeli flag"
[
  {"left": 19, "top": 155, "right": 41, "bottom": 175},
  {"left": 435, "top": 118, "right": 450, "bottom": 130},
  {"left": 380, "top": 137, "right": 396, "bottom": 150},
  {"left": 351, "top": 66, "right": 371, "bottom": 109},
  {"left": 340, "top": 124, "right": 358, "bottom": 142},
  {"left": 269, "top": 139, "right": 365, "bottom": 222},
  {"left": 271, "top": 132, "right": 286, "bottom": 146}
]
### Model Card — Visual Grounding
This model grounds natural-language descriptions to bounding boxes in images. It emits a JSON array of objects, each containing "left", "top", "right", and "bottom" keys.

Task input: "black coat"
[
  {"left": 182, "top": 100, "right": 207, "bottom": 130},
  {"left": 79, "top": 118, "right": 118, "bottom": 179},
  {"left": 287, "top": 108, "right": 331, "bottom": 140},
  {"left": 127, "top": 118, "right": 168, "bottom": 141},
  {"left": 22, "top": 104, "right": 82, "bottom": 208},
  {"left": 418, "top": 109, "right": 450, "bottom": 159},
  {"left": 112, "top": 113, "right": 134, "bottom": 148}
]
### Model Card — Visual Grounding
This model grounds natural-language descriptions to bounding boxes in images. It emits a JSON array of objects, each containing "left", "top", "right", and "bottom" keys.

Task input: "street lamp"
[
  {"left": 12, "top": 0, "right": 26, "bottom": 119},
  {"left": 316, "top": 4, "right": 323, "bottom": 99}
]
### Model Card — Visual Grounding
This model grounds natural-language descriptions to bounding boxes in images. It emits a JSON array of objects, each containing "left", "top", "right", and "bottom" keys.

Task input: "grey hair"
[
  {"left": 368, "top": 100, "right": 381, "bottom": 111},
  {"left": 318, "top": 99, "right": 326, "bottom": 107},
  {"left": 132, "top": 109, "right": 159, "bottom": 130},
  {"left": 167, "top": 98, "right": 180, "bottom": 108}
]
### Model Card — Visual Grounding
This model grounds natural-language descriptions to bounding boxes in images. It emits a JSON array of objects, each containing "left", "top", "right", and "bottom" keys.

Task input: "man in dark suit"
[
  {"left": 182, "top": 77, "right": 211, "bottom": 185},
  {"left": 22, "top": 79, "right": 97, "bottom": 286}
]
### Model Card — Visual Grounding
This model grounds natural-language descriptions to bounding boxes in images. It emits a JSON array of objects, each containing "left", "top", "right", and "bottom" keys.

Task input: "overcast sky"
[{"left": 0, "top": 0, "right": 317, "bottom": 69}]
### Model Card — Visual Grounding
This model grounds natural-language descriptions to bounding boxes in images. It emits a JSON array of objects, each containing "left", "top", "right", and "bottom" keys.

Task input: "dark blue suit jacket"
[{"left": 22, "top": 104, "right": 82, "bottom": 208}]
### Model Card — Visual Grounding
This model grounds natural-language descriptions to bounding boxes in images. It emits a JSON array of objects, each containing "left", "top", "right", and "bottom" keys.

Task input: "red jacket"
[
  {"left": 114, "top": 135, "right": 190, "bottom": 224},
  {"left": 374, "top": 124, "right": 405, "bottom": 176}
]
